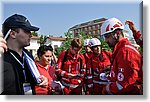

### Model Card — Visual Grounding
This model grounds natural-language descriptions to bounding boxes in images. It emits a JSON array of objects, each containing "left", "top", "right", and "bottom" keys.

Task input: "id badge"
[{"left": 23, "top": 83, "right": 32, "bottom": 95}]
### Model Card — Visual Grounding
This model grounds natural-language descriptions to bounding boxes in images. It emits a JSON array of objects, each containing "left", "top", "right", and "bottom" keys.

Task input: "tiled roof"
[
  {"left": 48, "top": 36, "right": 66, "bottom": 41},
  {"left": 31, "top": 36, "right": 65, "bottom": 41},
  {"left": 31, "top": 36, "right": 40, "bottom": 39}
]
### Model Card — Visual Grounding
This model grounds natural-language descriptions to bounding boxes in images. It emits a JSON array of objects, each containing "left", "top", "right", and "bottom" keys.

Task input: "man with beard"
[{"left": 101, "top": 18, "right": 143, "bottom": 95}]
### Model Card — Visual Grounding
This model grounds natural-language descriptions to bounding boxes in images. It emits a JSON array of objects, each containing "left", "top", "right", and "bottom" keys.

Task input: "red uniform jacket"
[
  {"left": 83, "top": 52, "right": 93, "bottom": 93},
  {"left": 55, "top": 49, "right": 86, "bottom": 93},
  {"left": 92, "top": 51, "right": 111, "bottom": 84},
  {"left": 103, "top": 38, "right": 143, "bottom": 95},
  {"left": 35, "top": 62, "right": 54, "bottom": 95},
  {"left": 133, "top": 31, "right": 143, "bottom": 48}
]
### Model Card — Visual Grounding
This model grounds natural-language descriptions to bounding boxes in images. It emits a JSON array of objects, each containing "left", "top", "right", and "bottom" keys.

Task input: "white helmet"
[
  {"left": 101, "top": 18, "right": 124, "bottom": 35},
  {"left": 84, "top": 39, "right": 90, "bottom": 46},
  {"left": 89, "top": 38, "right": 101, "bottom": 47}
]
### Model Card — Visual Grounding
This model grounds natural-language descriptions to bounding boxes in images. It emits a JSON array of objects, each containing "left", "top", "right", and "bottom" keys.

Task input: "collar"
[
  {"left": 36, "top": 62, "right": 50, "bottom": 70},
  {"left": 112, "top": 38, "right": 130, "bottom": 59},
  {"left": 113, "top": 38, "right": 129, "bottom": 52},
  {"left": 67, "top": 48, "right": 81, "bottom": 60}
]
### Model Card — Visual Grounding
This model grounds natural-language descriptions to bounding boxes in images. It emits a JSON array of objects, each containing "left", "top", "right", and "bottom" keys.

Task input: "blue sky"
[{"left": 1, "top": 0, "right": 142, "bottom": 37}]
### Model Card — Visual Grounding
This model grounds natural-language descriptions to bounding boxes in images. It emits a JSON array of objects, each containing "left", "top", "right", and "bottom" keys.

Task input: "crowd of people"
[{"left": 0, "top": 14, "right": 143, "bottom": 95}]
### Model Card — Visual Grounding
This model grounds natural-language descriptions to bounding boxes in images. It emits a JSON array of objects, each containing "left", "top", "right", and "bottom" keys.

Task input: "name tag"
[{"left": 23, "top": 83, "right": 32, "bottom": 95}]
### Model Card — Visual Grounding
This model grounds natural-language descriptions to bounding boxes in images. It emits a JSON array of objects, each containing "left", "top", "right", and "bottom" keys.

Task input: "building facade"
[
  {"left": 45, "top": 36, "right": 66, "bottom": 50},
  {"left": 68, "top": 18, "right": 107, "bottom": 38},
  {"left": 25, "top": 36, "right": 40, "bottom": 58},
  {"left": 25, "top": 36, "right": 65, "bottom": 58}
]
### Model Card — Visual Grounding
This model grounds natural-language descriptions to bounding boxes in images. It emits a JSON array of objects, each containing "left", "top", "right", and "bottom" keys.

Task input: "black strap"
[
  {"left": 61, "top": 49, "right": 69, "bottom": 70},
  {"left": 90, "top": 57, "right": 94, "bottom": 93}
]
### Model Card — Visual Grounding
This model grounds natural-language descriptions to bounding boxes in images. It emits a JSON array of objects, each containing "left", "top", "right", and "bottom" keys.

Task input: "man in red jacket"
[
  {"left": 101, "top": 18, "right": 143, "bottom": 95},
  {"left": 55, "top": 38, "right": 86, "bottom": 95},
  {"left": 89, "top": 38, "right": 111, "bottom": 95}
]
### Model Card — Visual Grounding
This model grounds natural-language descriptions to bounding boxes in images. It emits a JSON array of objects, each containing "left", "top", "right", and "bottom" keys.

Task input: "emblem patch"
[{"left": 117, "top": 73, "right": 124, "bottom": 81}]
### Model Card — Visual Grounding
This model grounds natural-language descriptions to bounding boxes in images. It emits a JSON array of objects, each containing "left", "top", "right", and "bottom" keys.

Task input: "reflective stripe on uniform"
[
  {"left": 116, "top": 81, "right": 123, "bottom": 90},
  {"left": 125, "top": 45, "right": 140, "bottom": 55},
  {"left": 88, "top": 83, "right": 93, "bottom": 88},
  {"left": 81, "top": 69, "right": 86, "bottom": 72},
  {"left": 93, "top": 80, "right": 110, "bottom": 85},
  {"left": 86, "top": 75, "right": 93, "bottom": 79},
  {"left": 106, "top": 84, "right": 113, "bottom": 95},
  {"left": 61, "top": 80, "right": 79, "bottom": 89},
  {"left": 80, "top": 74, "right": 84, "bottom": 77}
]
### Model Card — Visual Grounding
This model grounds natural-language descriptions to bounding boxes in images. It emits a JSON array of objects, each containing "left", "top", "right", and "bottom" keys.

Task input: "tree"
[
  {"left": 38, "top": 35, "right": 48, "bottom": 46},
  {"left": 32, "top": 31, "right": 38, "bottom": 36},
  {"left": 54, "top": 32, "right": 73, "bottom": 57},
  {"left": 100, "top": 39, "right": 112, "bottom": 52},
  {"left": 54, "top": 31, "right": 111, "bottom": 57}
]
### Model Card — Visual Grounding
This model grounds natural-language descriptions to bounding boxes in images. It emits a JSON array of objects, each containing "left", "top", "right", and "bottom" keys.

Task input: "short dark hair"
[
  {"left": 37, "top": 45, "right": 53, "bottom": 58},
  {"left": 71, "top": 38, "right": 82, "bottom": 49}
]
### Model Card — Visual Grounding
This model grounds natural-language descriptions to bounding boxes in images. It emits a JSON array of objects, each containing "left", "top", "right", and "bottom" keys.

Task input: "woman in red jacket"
[{"left": 35, "top": 45, "right": 56, "bottom": 95}]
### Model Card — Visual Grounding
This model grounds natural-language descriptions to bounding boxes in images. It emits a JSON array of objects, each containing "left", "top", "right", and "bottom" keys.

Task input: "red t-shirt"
[{"left": 35, "top": 62, "right": 55, "bottom": 95}]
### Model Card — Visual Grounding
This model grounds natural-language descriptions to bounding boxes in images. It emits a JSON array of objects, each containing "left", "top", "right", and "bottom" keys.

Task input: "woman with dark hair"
[{"left": 35, "top": 45, "right": 56, "bottom": 95}]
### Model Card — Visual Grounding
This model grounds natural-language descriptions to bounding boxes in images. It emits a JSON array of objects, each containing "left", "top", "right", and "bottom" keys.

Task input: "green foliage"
[
  {"left": 38, "top": 35, "right": 48, "bottom": 46},
  {"left": 138, "top": 47, "right": 143, "bottom": 55},
  {"left": 54, "top": 31, "right": 111, "bottom": 57},
  {"left": 54, "top": 32, "right": 73, "bottom": 57},
  {"left": 32, "top": 31, "right": 38, "bottom": 36},
  {"left": 100, "top": 39, "right": 112, "bottom": 52}
]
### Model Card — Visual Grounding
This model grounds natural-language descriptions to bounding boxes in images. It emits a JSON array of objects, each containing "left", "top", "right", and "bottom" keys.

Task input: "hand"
[
  {"left": 125, "top": 20, "right": 138, "bottom": 33},
  {"left": 125, "top": 20, "right": 134, "bottom": 29},
  {"left": 0, "top": 37, "right": 7, "bottom": 54},
  {"left": 38, "top": 75, "right": 48, "bottom": 87}
]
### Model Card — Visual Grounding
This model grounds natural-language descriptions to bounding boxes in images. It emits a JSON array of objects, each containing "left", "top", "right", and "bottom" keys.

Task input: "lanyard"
[
  {"left": 10, "top": 52, "right": 27, "bottom": 81},
  {"left": 10, "top": 52, "right": 25, "bottom": 68}
]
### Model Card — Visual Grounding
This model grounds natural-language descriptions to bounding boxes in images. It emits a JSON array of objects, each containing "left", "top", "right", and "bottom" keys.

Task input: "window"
[
  {"left": 92, "top": 25, "right": 95, "bottom": 29},
  {"left": 89, "top": 32, "right": 92, "bottom": 34},
  {"left": 88, "top": 26, "right": 91, "bottom": 30},
  {"left": 84, "top": 27, "right": 87, "bottom": 31},
  {"left": 93, "top": 31, "right": 96, "bottom": 34}
]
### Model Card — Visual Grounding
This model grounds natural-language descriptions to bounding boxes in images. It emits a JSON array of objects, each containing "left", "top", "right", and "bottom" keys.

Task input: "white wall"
[
  {"left": 45, "top": 39, "right": 63, "bottom": 50},
  {"left": 25, "top": 39, "right": 40, "bottom": 57}
]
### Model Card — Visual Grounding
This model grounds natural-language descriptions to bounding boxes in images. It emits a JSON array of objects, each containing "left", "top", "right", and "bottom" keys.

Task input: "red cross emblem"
[{"left": 117, "top": 73, "right": 124, "bottom": 81}]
